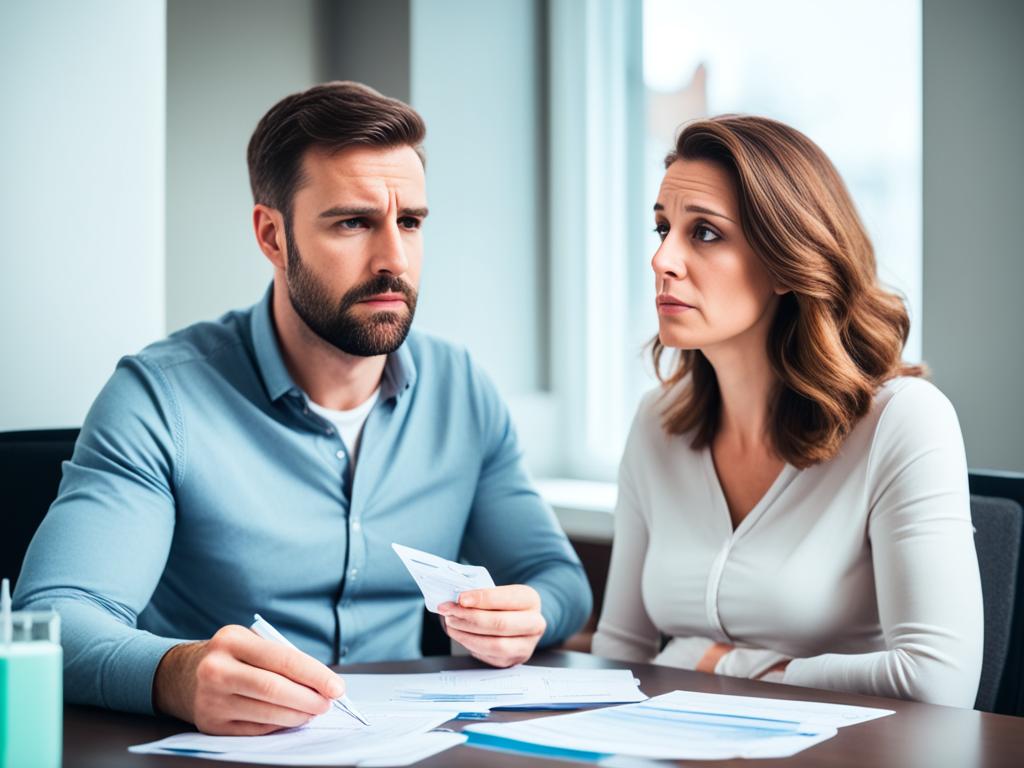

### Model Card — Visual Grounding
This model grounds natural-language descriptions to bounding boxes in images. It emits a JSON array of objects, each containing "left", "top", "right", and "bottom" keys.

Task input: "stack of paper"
[
  {"left": 129, "top": 708, "right": 464, "bottom": 766},
  {"left": 342, "top": 665, "right": 647, "bottom": 712},
  {"left": 464, "top": 690, "right": 894, "bottom": 761}
]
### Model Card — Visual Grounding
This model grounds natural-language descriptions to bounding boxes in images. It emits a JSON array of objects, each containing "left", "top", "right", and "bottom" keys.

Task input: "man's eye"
[
  {"left": 693, "top": 224, "right": 720, "bottom": 242},
  {"left": 337, "top": 218, "right": 366, "bottom": 230},
  {"left": 399, "top": 217, "right": 422, "bottom": 230},
  {"left": 653, "top": 222, "right": 670, "bottom": 241}
]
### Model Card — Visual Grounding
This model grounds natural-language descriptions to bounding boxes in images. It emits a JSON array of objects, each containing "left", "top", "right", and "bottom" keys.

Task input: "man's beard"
[{"left": 285, "top": 227, "right": 418, "bottom": 357}]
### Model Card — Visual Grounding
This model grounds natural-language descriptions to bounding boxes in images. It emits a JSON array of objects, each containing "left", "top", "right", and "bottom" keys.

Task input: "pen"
[{"left": 250, "top": 613, "right": 370, "bottom": 726}]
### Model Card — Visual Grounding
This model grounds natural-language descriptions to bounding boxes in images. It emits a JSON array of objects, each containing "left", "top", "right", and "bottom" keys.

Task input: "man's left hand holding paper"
[{"left": 437, "top": 585, "right": 547, "bottom": 668}]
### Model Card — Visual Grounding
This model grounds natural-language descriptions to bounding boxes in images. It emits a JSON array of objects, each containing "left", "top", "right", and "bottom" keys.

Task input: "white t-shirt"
[
  {"left": 307, "top": 388, "right": 380, "bottom": 467},
  {"left": 591, "top": 376, "right": 984, "bottom": 708}
]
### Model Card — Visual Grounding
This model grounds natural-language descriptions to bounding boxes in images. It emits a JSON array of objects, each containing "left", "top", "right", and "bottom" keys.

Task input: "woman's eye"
[
  {"left": 653, "top": 222, "right": 670, "bottom": 241},
  {"left": 693, "top": 224, "right": 720, "bottom": 242}
]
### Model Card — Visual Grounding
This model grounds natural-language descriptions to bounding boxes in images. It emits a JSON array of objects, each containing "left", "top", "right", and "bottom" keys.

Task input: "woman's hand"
[{"left": 708, "top": 645, "right": 792, "bottom": 681}]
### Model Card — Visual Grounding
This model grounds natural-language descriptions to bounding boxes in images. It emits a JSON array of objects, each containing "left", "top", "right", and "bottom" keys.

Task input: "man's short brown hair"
[{"left": 246, "top": 81, "right": 426, "bottom": 221}]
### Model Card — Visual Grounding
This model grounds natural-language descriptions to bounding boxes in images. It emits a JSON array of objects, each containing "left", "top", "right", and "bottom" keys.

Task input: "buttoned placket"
[
  {"left": 290, "top": 390, "right": 361, "bottom": 662},
  {"left": 326, "top": 414, "right": 359, "bottom": 663},
  {"left": 700, "top": 449, "right": 799, "bottom": 646},
  {"left": 277, "top": 348, "right": 412, "bottom": 664}
]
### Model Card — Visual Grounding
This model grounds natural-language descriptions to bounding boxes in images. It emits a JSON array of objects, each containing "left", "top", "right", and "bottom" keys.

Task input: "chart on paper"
[
  {"left": 465, "top": 690, "right": 894, "bottom": 761},
  {"left": 343, "top": 665, "right": 647, "bottom": 710}
]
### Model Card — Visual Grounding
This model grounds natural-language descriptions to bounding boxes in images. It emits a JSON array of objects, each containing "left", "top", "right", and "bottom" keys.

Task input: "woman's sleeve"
[
  {"left": 782, "top": 382, "right": 984, "bottom": 707},
  {"left": 592, "top": 414, "right": 662, "bottom": 663}
]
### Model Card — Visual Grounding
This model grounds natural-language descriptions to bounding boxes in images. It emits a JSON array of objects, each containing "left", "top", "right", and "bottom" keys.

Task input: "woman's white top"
[{"left": 592, "top": 377, "right": 984, "bottom": 707}]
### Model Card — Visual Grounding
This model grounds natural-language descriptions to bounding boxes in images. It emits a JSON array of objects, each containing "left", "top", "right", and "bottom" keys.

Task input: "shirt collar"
[
  {"left": 380, "top": 337, "right": 417, "bottom": 401},
  {"left": 251, "top": 284, "right": 298, "bottom": 402},
  {"left": 250, "top": 283, "right": 418, "bottom": 404}
]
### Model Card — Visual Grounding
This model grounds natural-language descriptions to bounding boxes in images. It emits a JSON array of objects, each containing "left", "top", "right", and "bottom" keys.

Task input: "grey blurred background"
[{"left": 0, "top": 0, "right": 1021, "bottom": 479}]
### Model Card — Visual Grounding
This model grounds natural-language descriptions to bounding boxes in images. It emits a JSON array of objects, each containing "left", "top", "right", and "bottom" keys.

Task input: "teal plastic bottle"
[
  {"left": 0, "top": 584, "right": 62, "bottom": 768},
  {"left": 0, "top": 642, "right": 63, "bottom": 768}
]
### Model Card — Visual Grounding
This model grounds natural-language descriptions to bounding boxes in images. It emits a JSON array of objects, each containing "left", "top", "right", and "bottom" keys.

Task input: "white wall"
[
  {"left": 166, "top": 0, "right": 321, "bottom": 332},
  {"left": 0, "top": 0, "right": 166, "bottom": 430},
  {"left": 409, "top": 0, "right": 548, "bottom": 397},
  {"left": 407, "top": 0, "right": 564, "bottom": 475},
  {"left": 923, "top": 0, "right": 1024, "bottom": 472}
]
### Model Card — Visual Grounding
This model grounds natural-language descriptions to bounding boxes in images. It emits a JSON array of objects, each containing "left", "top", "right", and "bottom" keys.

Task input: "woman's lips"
[{"left": 656, "top": 295, "right": 695, "bottom": 315}]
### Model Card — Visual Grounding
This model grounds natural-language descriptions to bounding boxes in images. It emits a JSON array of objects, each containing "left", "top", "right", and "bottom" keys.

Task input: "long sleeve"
[
  {"left": 459, "top": 357, "right": 591, "bottom": 647},
  {"left": 783, "top": 383, "right": 984, "bottom": 707},
  {"left": 13, "top": 356, "right": 187, "bottom": 714},
  {"left": 592, "top": 420, "right": 661, "bottom": 663}
]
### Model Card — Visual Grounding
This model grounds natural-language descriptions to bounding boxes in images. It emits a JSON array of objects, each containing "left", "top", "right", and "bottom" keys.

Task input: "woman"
[{"left": 591, "top": 115, "right": 983, "bottom": 707}]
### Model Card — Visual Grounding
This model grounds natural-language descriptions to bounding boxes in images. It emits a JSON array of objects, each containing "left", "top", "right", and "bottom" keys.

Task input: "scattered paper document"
[
  {"left": 391, "top": 543, "right": 495, "bottom": 613},
  {"left": 651, "top": 690, "right": 894, "bottom": 729},
  {"left": 129, "top": 708, "right": 463, "bottom": 766},
  {"left": 342, "top": 665, "right": 647, "bottom": 713},
  {"left": 464, "top": 689, "right": 894, "bottom": 760}
]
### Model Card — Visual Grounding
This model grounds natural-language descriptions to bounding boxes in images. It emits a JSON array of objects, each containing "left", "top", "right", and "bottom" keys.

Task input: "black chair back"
[
  {"left": 970, "top": 470, "right": 1024, "bottom": 716},
  {"left": 0, "top": 429, "right": 80, "bottom": 588},
  {"left": 970, "top": 494, "right": 1023, "bottom": 712}
]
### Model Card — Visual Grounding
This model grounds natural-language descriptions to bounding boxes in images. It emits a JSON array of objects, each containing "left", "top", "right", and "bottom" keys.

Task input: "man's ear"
[{"left": 253, "top": 204, "right": 287, "bottom": 270}]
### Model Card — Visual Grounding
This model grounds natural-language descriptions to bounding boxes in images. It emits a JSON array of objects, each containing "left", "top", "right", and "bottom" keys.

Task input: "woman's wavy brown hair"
[{"left": 653, "top": 115, "right": 924, "bottom": 468}]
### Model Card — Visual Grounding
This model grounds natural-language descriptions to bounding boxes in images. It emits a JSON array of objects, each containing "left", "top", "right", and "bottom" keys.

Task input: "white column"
[{"left": 0, "top": 0, "right": 166, "bottom": 430}]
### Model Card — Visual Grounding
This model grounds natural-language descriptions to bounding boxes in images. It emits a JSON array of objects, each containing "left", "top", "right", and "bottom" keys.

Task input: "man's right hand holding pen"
[{"left": 153, "top": 624, "right": 346, "bottom": 736}]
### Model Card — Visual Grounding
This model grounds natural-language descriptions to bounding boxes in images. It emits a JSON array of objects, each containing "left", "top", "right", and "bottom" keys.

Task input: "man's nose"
[{"left": 371, "top": 221, "right": 409, "bottom": 276}]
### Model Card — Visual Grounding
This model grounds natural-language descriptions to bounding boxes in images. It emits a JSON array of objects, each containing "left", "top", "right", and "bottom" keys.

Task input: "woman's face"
[{"left": 652, "top": 158, "right": 781, "bottom": 352}]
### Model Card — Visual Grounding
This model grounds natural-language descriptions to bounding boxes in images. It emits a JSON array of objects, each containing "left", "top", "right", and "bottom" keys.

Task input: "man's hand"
[
  {"left": 438, "top": 584, "right": 546, "bottom": 667},
  {"left": 153, "top": 625, "right": 345, "bottom": 735}
]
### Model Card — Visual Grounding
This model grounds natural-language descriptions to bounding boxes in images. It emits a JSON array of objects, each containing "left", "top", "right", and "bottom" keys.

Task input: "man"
[{"left": 14, "top": 81, "right": 591, "bottom": 735}]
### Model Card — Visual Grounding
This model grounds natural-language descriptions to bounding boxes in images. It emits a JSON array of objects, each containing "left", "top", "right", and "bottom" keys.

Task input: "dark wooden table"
[{"left": 64, "top": 650, "right": 1024, "bottom": 767}]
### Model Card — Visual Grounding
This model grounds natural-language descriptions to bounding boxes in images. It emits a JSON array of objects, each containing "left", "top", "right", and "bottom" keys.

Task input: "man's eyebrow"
[
  {"left": 317, "top": 205, "right": 430, "bottom": 219},
  {"left": 652, "top": 202, "right": 735, "bottom": 224},
  {"left": 318, "top": 206, "right": 380, "bottom": 218}
]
